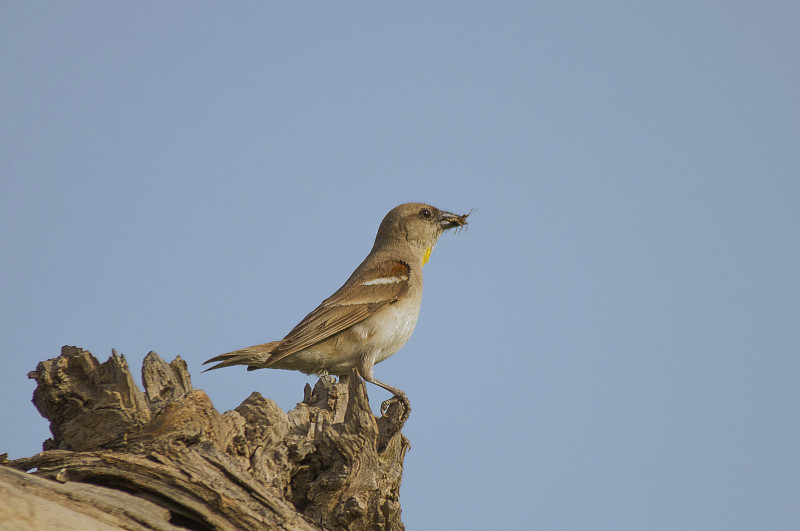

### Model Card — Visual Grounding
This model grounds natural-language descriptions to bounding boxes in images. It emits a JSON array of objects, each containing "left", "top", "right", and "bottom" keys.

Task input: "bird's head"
[{"left": 373, "top": 203, "right": 470, "bottom": 265}]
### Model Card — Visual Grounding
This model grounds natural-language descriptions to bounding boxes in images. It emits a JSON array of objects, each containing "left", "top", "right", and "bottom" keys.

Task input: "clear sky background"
[{"left": 2, "top": 3, "right": 798, "bottom": 530}]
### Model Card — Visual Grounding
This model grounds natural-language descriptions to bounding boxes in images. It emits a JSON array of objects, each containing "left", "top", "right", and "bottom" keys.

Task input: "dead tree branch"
[{"left": 2, "top": 346, "right": 409, "bottom": 530}]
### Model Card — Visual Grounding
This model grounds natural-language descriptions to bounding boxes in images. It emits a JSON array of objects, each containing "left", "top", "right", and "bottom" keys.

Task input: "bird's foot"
[{"left": 380, "top": 393, "right": 411, "bottom": 423}]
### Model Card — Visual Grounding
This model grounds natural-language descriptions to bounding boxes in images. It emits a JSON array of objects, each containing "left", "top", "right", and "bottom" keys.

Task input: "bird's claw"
[{"left": 380, "top": 394, "right": 411, "bottom": 422}]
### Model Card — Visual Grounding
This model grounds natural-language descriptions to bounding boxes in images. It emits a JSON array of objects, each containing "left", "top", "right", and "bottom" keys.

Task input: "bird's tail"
[{"left": 202, "top": 342, "right": 280, "bottom": 372}]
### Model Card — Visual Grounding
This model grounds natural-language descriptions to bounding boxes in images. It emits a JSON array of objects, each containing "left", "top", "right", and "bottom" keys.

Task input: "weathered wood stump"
[{"left": 1, "top": 346, "right": 409, "bottom": 530}]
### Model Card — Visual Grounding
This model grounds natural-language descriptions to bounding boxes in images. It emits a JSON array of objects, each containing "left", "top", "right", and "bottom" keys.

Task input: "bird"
[{"left": 203, "top": 202, "right": 469, "bottom": 420}]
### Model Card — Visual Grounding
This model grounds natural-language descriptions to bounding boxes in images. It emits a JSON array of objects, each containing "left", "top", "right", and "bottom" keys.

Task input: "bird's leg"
[{"left": 364, "top": 375, "right": 411, "bottom": 422}]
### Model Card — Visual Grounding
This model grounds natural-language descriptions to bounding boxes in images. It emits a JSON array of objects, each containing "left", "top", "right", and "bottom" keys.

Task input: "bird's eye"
[{"left": 419, "top": 208, "right": 432, "bottom": 218}]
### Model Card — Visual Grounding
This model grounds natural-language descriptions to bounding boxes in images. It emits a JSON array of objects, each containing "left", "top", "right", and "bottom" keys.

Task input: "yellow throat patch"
[{"left": 422, "top": 246, "right": 432, "bottom": 266}]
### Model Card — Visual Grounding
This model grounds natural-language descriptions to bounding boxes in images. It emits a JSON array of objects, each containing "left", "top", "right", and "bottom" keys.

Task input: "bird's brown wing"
[{"left": 265, "top": 260, "right": 411, "bottom": 366}]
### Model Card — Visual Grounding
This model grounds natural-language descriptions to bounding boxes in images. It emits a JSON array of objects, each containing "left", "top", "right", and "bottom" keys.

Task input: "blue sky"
[{"left": 2, "top": 3, "right": 799, "bottom": 530}]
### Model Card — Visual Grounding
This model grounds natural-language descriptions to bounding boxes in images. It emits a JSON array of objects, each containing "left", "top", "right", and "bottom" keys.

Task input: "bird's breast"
[{"left": 351, "top": 293, "right": 421, "bottom": 364}]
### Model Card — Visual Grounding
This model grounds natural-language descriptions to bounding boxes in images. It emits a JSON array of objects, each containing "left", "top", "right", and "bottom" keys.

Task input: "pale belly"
[
  {"left": 360, "top": 301, "right": 420, "bottom": 364},
  {"left": 278, "top": 297, "right": 421, "bottom": 376}
]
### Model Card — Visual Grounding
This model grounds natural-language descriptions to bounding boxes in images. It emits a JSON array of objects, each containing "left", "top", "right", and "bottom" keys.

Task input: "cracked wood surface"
[{"left": 1, "top": 346, "right": 408, "bottom": 530}]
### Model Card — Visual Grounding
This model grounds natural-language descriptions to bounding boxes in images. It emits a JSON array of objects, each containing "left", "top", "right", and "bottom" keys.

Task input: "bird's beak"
[{"left": 438, "top": 210, "right": 470, "bottom": 231}]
